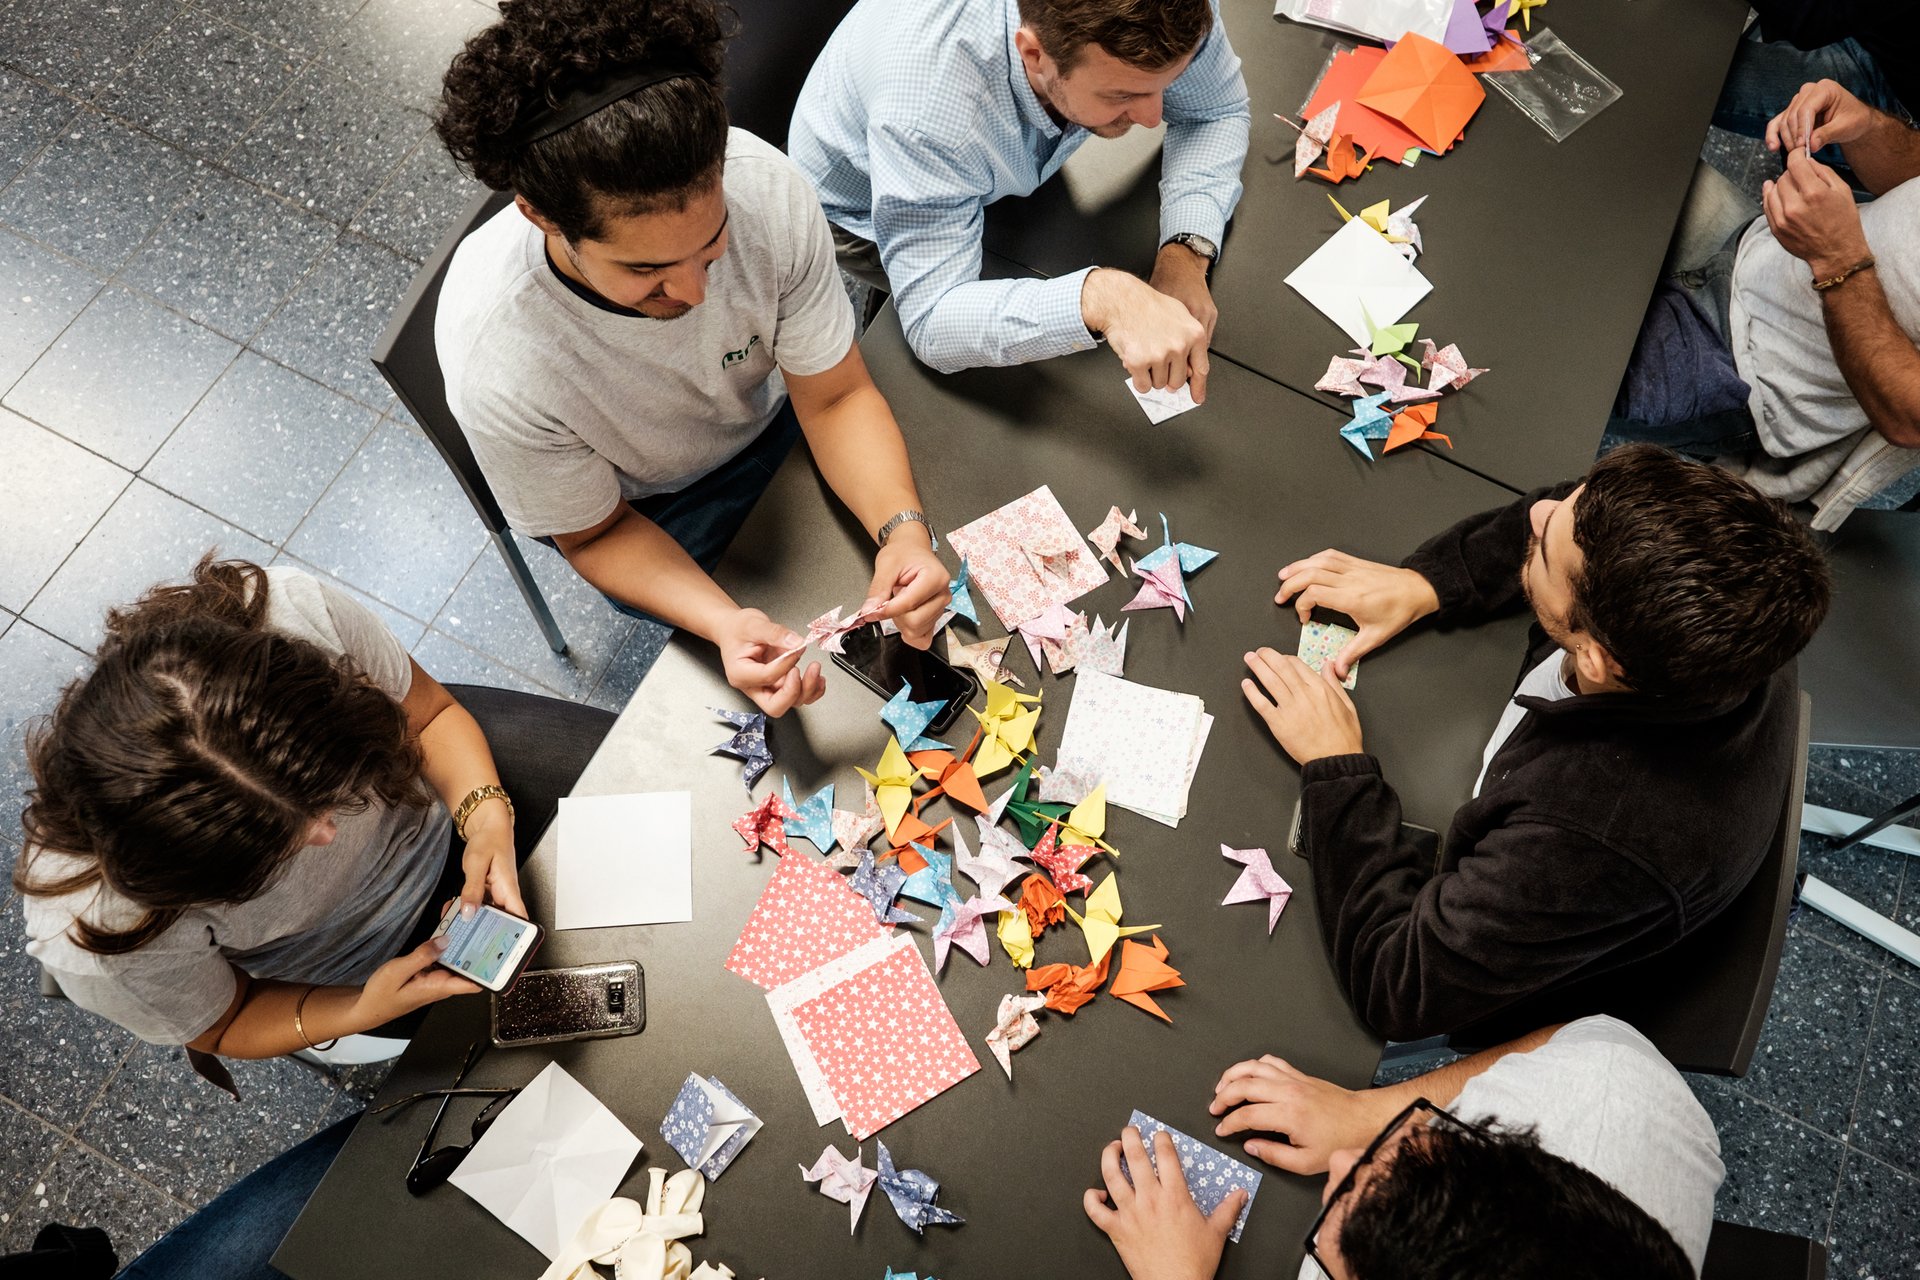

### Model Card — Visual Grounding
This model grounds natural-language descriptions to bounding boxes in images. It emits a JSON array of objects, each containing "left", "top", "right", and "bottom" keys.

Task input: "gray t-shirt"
[
  {"left": 1727, "top": 175, "right": 1920, "bottom": 501},
  {"left": 435, "top": 128, "right": 858, "bottom": 538},
  {"left": 22, "top": 568, "right": 450, "bottom": 1045}
]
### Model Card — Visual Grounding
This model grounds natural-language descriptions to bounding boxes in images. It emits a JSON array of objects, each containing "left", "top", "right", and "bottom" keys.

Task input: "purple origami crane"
[{"left": 1221, "top": 845, "right": 1293, "bottom": 935}]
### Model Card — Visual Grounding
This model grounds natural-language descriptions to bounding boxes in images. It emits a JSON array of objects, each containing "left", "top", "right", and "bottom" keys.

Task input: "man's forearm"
[
  {"left": 1821, "top": 270, "right": 1920, "bottom": 448},
  {"left": 1841, "top": 106, "right": 1920, "bottom": 196},
  {"left": 798, "top": 382, "right": 927, "bottom": 541},
  {"left": 560, "top": 512, "right": 738, "bottom": 639},
  {"left": 1373, "top": 1024, "right": 1563, "bottom": 1108}
]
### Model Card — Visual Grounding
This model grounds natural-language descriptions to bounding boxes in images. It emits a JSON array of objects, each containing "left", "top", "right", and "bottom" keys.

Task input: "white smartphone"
[{"left": 430, "top": 901, "right": 543, "bottom": 993}]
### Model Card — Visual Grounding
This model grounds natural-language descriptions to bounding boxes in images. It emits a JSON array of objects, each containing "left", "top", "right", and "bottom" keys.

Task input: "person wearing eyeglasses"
[
  {"left": 432, "top": 0, "right": 951, "bottom": 720},
  {"left": 1086, "top": 1016, "right": 1721, "bottom": 1280}
]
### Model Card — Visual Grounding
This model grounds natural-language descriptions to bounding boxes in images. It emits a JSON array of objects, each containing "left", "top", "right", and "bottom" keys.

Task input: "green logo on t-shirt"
[{"left": 721, "top": 335, "right": 762, "bottom": 369}]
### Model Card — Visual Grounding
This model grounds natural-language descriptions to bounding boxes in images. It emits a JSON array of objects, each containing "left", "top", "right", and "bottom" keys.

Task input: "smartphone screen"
[
  {"left": 833, "top": 624, "right": 980, "bottom": 733},
  {"left": 433, "top": 903, "right": 539, "bottom": 990}
]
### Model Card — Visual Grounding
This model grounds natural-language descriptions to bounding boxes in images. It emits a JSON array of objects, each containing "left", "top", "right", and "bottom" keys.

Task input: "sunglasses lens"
[{"left": 406, "top": 1145, "right": 469, "bottom": 1196}]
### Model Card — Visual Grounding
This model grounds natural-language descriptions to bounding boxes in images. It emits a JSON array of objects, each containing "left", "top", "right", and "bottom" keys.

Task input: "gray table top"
[
  {"left": 983, "top": 0, "right": 1751, "bottom": 493},
  {"left": 277, "top": 312, "right": 1534, "bottom": 1280},
  {"left": 1801, "top": 511, "right": 1920, "bottom": 751}
]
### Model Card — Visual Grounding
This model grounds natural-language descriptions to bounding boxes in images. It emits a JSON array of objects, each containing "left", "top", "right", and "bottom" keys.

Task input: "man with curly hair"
[
  {"left": 790, "top": 0, "right": 1249, "bottom": 401},
  {"left": 433, "top": 0, "right": 949, "bottom": 717}
]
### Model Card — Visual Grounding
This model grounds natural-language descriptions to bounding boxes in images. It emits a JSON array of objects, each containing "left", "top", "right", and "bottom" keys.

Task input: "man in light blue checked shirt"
[{"left": 790, "top": 0, "right": 1249, "bottom": 402}]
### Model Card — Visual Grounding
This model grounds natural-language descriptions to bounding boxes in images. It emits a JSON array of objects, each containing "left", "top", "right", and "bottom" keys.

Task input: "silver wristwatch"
[
  {"left": 1163, "top": 232, "right": 1219, "bottom": 265},
  {"left": 876, "top": 509, "right": 937, "bottom": 550}
]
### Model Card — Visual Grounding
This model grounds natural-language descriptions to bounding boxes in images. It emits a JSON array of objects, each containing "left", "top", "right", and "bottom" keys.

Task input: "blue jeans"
[
  {"left": 541, "top": 400, "right": 802, "bottom": 624},
  {"left": 1712, "top": 32, "right": 1906, "bottom": 187},
  {"left": 118, "top": 1115, "right": 358, "bottom": 1280}
]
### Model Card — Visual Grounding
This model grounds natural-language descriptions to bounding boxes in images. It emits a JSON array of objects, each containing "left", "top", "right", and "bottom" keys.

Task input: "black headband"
[{"left": 498, "top": 65, "right": 701, "bottom": 149}]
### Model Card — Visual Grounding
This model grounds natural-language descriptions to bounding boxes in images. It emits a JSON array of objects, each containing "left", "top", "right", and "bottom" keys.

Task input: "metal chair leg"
[
  {"left": 494, "top": 530, "right": 568, "bottom": 656},
  {"left": 1827, "top": 791, "right": 1920, "bottom": 853}
]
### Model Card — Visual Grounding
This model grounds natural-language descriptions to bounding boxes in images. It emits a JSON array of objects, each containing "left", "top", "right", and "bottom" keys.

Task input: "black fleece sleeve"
[
  {"left": 1299, "top": 753, "right": 1683, "bottom": 1041},
  {"left": 1399, "top": 482, "right": 1576, "bottom": 626},
  {"left": 1750, "top": 0, "right": 1867, "bottom": 50}
]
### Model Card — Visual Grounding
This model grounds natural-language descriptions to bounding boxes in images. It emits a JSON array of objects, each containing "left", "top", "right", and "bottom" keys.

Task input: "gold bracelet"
[
  {"left": 1812, "top": 256, "right": 1875, "bottom": 292},
  {"left": 294, "top": 984, "right": 338, "bottom": 1053},
  {"left": 453, "top": 784, "right": 514, "bottom": 841}
]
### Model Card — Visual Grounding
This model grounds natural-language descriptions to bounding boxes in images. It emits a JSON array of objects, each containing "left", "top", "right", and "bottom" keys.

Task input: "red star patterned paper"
[{"left": 724, "top": 851, "right": 891, "bottom": 991}]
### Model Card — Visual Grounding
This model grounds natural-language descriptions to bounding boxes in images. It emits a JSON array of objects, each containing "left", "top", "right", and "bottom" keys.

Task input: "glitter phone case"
[{"left": 490, "top": 961, "right": 645, "bottom": 1048}]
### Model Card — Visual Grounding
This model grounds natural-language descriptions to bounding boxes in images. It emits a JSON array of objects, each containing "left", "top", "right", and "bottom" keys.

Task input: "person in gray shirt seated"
[
  {"left": 1086, "top": 1017, "right": 1721, "bottom": 1280},
  {"left": 433, "top": 0, "right": 950, "bottom": 718}
]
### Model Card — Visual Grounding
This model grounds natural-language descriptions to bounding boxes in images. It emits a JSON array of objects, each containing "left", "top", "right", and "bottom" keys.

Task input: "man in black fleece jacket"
[{"left": 1239, "top": 446, "right": 1831, "bottom": 1041}]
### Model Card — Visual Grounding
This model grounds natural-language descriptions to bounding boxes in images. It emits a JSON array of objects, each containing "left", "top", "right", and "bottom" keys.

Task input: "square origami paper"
[
  {"left": 724, "top": 849, "right": 891, "bottom": 991},
  {"left": 660, "top": 1073, "right": 761, "bottom": 1179},
  {"left": 1356, "top": 32, "right": 1487, "bottom": 155},
  {"left": 1285, "top": 217, "right": 1433, "bottom": 348},
  {"left": 1298, "top": 620, "right": 1360, "bottom": 689},
  {"left": 1125, "top": 1110, "right": 1262, "bottom": 1243},
  {"left": 1054, "top": 672, "right": 1211, "bottom": 827},
  {"left": 945, "top": 486, "right": 1109, "bottom": 629}
]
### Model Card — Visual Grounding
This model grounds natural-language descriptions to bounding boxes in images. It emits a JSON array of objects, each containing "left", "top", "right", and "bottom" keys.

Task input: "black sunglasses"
[
  {"left": 1301, "top": 1098, "right": 1484, "bottom": 1277},
  {"left": 372, "top": 1038, "right": 521, "bottom": 1196}
]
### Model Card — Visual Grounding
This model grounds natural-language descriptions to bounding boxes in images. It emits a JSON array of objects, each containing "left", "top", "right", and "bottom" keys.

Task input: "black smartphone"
[
  {"left": 832, "top": 623, "right": 980, "bottom": 735},
  {"left": 490, "top": 961, "right": 645, "bottom": 1048}
]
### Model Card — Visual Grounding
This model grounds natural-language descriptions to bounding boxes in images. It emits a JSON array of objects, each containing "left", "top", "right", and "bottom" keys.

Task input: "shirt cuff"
[
  {"left": 1300, "top": 752, "right": 1383, "bottom": 784},
  {"left": 1158, "top": 194, "right": 1229, "bottom": 250},
  {"left": 1026, "top": 267, "right": 1100, "bottom": 361}
]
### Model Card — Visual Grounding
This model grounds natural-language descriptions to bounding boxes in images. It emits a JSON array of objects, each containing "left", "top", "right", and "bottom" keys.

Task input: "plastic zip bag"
[{"left": 1483, "top": 27, "right": 1622, "bottom": 142}]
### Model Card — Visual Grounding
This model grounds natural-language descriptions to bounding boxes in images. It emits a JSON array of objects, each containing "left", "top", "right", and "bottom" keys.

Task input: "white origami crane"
[
  {"left": 986, "top": 992, "right": 1047, "bottom": 1079},
  {"left": 799, "top": 1143, "right": 879, "bottom": 1234}
]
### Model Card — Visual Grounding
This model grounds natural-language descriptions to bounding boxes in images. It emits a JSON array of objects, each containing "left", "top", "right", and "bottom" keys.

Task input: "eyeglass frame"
[
  {"left": 1300, "top": 1097, "right": 1488, "bottom": 1278},
  {"left": 372, "top": 1037, "right": 521, "bottom": 1196}
]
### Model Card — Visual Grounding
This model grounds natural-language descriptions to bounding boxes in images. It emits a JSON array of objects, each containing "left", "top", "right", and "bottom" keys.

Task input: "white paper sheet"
[
  {"left": 1277, "top": 0, "right": 1454, "bottom": 44},
  {"left": 1054, "top": 672, "right": 1209, "bottom": 826},
  {"left": 555, "top": 792, "right": 693, "bottom": 930},
  {"left": 1284, "top": 216, "right": 1434, "bottom": 346},
  {"left": 1126, "top": 378, "right": 1200, "bottom": 424}
]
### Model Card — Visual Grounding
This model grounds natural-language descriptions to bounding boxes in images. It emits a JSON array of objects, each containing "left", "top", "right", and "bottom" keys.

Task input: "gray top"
[
  {"left": 22, "top": 568, "right": 449, "bottom": 1045},
  {"left": 434, "top": 129, "right": 858, "bottom": 538}
]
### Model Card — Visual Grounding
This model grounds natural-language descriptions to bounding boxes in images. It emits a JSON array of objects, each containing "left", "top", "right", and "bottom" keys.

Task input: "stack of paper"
[
  {"left": 1053, "top": 672, "right": 1212, "bottom": 827},
  {"left": 555, "top": 792, "right": 693, "bottom": 930},
  {"left": 1277, "top": 0, "right": 1454, "bottom": 45},
  {"left": 1285, "top": 217, "right": 1433, "bottom": 347},
  {"left": 945, "top": 485, "right": 1108, "bottom": 628}
]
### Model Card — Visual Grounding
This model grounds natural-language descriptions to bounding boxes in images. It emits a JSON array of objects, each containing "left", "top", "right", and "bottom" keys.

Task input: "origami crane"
[
  {"left": 1027, "top": 826, "right": 1096, "bottom": 895},
  {"left": 1048, "top": 784, "right": 1117, "bottom": 857},
  {"left": 968, "top": 681, "right": 1042, "bottom": 777},
  {"left": 1482, "top": 0, "right": 1515, "bottom": 41},
  {"left": 1036, "top": 759, "right": 1099, "bottom": 805},
  {"left": 1384, "top": 402, "right": 1453, "bottom": 453},
  {"left": 1085, "top": 506, "right": 1147, "bottom": 571},
  {"left": 956, "top": 824, "right": 1027, "bottom": 900},
  {"left": 1066, "top": 871, "right": 1159, "bottom": 964},
  {"left": 880, "top": 681, "right": 948, "bottom": 752},
  {"left": 1306, "top": 132, "right": 1369, "bottom": 184},
  {"left": 1063, "top": 614, "right": 1127, "bottom": 677},
  {"left": 985, "top": 992, "right": 1047, "bottom": 1079},
  {"left": 779, "top": 778, "right": 835, "bottom": 854},
  {"left": 1316, "top": 354, "right": 1372, "bottom": 397},
  {"left": 1354, "top": 33, "right": 1486, "bottom": 155},
  {"left": 1015, "top": 601, "right": 1081, "bottom": 673},
  {"left": 946, "top": 633, "right": 1023, "bottom": 688},
  {"left": 1361, "top": 304, "right": 1422, "bottom": 371},
  {"left": 1000, "top": 761, "right": 1070, "bottom": 847},
  {"left": 1019, "top": 873, "right": 1067, "bottom": 937},
  {"left": 1221, "top": 845, "right": 1293, "bottom": 935},
  {"left": 1135, "top": 514, "right": 1217, "bottom": 599},
  {"left": 899, "top": 845, "right": 962, "bottom": 912},
  {"left": 1286, "top": 100, "right": 1342, "bottom": 178},
  {"left": 799, "top": 1144, "right": 877, "bottom": 1233},
  {"left": 934, "top": 892, "right": 1014, "bottom": 972},
  {"left": 708, "top": 708, "right": 772, "bottom": 791},
  {"left": 1018, "top": 527, "right": 1092, "bottom": 590},
  {"left": 850, "top": 848, "right": 921, "bottom": 925},
  {"left": 1511, "top": 0, "right": 1546, "bottom": 31},
  {"left": 1110, "top": 935, "right": 1185, "bottom": 1022},
  {"left": 1123, "top": 556, "right": 1187, "bottom": 621},
  {"left": 828, "top": 781, "right": 885, "bottom": 868},
  {"left": 855, "top": 737, "right": 919, "bottom": 839},
  {"left": 1340, "top": 392, "right": 1395, "bottom": 460},
  {"left": 909, "top": 748, "right": 988, "bottom": 815},
  {"left": 775, "top": 596, "right": 890, "bottom": 663},
  {"left": 885, "top": 812, "right": 952, "bottom": 872},
  {"left": 946, "top": 558, "right": 979, "bottom": 626},
  {"left": 731, "top": 791, "right": 796, "bottom": 858},
  {"left": 1418, "top": 338, "right": 1488, "bottom": 393},
  {"left": 1356, "top": 352, "right": 1442, "bottom": 402},
  {"left": 1025, "top": 951, "right": 1111, "bottom": 1015},
  {"left": 874, "top": 1141, "right": 964, "bottom": 1234},
  {"left": 996, "top": 902, "right": 1035, "bottom": 968}
]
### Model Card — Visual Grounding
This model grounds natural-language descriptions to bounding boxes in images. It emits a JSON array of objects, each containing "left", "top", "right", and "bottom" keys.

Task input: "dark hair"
[
  {"left": 1340, "top": 1121, "right": 1693, "bottom": 1280},
  {"left": 14, "top": 558, "right": 425, "bottom": 955},
  {"left": 1016, "top": 0, "right": 1213, "bottom": 72},
  {"left": 435, "top": 0, "right": 734, "bottom": 242},
  {"left": 1565, "top": 445, "right": 1830, "bottom": 705}
]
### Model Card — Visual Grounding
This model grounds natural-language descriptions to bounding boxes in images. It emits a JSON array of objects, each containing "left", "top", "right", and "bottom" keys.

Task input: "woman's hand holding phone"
[{"left": 355, "top": 937, "right": 482, "bottom": 1026}]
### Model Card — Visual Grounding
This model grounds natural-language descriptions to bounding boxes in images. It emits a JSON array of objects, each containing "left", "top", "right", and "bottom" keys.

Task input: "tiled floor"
[{"left": 0, "top": 3, "right": 1915, "bottom": 1272}]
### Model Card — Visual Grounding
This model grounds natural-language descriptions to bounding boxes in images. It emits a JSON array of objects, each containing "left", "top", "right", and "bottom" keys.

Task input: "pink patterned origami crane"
[
  {"left": 1316, "top": 354, "right": 1372, "bottom": 397},
  {"left": 733, "top": 792, "right": 798, "bottom": 858},
  {"left": 1358, "top": 353, "right": 1442, "bottom": 403},
  {"left": 1287, "top": 101, "right": 1342, "bottom": 178},
  {"left": 1418, "top": 339, "right": 1489, "bottom": 393},
  {"left": 1063, "top": 614, "right": 1127, "bottom": 677},
  {"left": 955, "top": 824, "right": 1027, "bottom": 900},
  {"left": 1221, "top": 844, "right": 1293, "bottom": 935},
  {"left": 934, "top": 892, "right": 1015, "bottom": 972},
  {"left": 800, "top": 1143, "right": 878, "bottom": 1233},
  {"left": 1085, "top": 506, "right": 1147, "bottom": 571},
  {"left": 828, "top": 781, "right": 885, "bottom": 868},
  {"left": 777, "top": 597, "right": 890, "bottom": 662},
  {"left": 1027, "top": 827, "right": 1096, "bottom": 895},
  {"left": 1016, "top": 602, "right": 1082, "bottom": 673},
  {"left": 1122, "top": 557, "right": 1188, "bottom": 622},
  {"left": 985, "top": 992, "right": 1046, "bottom": 1079}
]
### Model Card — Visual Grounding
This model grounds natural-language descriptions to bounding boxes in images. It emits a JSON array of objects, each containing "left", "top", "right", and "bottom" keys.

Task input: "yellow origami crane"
[
  {"left": 1065, "top": 872, "right": 1159, "bottom": 964},
  {"left": 968, "top": 681, "right": 1041, "bottom": 778},
  {"left": 997, "top": 905, "right": 1035, "bottom": 968},
  {"left": 1512, "top": 0, "right": 1547, "bottom": 31},
  {"left": 1047, "top": 783, "right": 1117, "bottom": 856},
  {"left": 855, "top": 736, "right": 918, "bottom": 839}
]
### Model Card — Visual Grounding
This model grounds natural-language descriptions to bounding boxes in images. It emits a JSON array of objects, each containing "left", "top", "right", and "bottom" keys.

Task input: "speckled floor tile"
[
  {"left": 1730, "top": 929, "right": 1880, "bottom": 1136},
  {"left": 0, "top": 111, "right": 203, "bottom": 273},
  {"left": 1849, "top": 973, "right": 1920, "bottom": 1177},
  {"left": 0, "top": 70, "right": 81, "bottom": 187},
  {"left": 76, "top": 1041, "right": 338, "bottom": 1208},
  {"left": 588, "top": 618, "right": 671, "bottom": 712},
  {"left": 0, "top": 1139, "right": 187, "bottom": 1258},
  {"left": 0, "top": 1098, "right": 66, "bottom": 1230},
  {"left": 24, "top": 478, "right": 274, "bottom": 653},
  {"left": 0, "top": 228, "right": 106, "bottom": 392},
  {"left": 1693, "top": 1076, "right": 1845, "bottom": 1243},
  {"left": 348, "top": 138, "right": 487, "bottom": 263},
  {"left": 145, "top": 352, "right": 378, "bottom": 543},
  {"left": 0, "top": 0, "right": 180, "bottom": 102},
  {"left": 1828, "top": 1151, "right": 1920, "bottom": 1279},
  {"left": 119, "top": 171, "right": 338, "bottom": 341},
  {"left": 412, "top": 628, "right": 551, "bottom": 695},
  {"left": 225, "top": 64, "right": 426, "bottom": 224},
  {"left": 96, "top": 12, "right": 297, "bottom": 161},
  {"left": 318, "top": 0, "right": 495, "bottom": 114},
  {"left": 268, "top": 553, "right": 429, "bottom": 649},
  {"left": 1812, "top": 747, "right": 1920, "bottom": 807},
  {"left": 0, "top": 624, "right": 90, "bottom": 856},
  {"left": 3, "top": 284, "right": 237, "bottom": 468},
  {"left": 192, "top": 0, "right": 372, "bottom": 59},
  {"left": 283, "top": 419, "right": 487, "bottom": 620},
  {"left": 0, "top": 407, "right": 131, "bottom": 612},
  {"left": 248, "top": 230, "right": 414, "bottom": 409},
  {"left": 1794, "top": 765, "right": 1908, "bottom": 970},
  {"left": 431, "top": 535, "right": 635, "bottom": 701},
  {"left": 0, "top": 913, "right": 136, "bottom": 1129}
]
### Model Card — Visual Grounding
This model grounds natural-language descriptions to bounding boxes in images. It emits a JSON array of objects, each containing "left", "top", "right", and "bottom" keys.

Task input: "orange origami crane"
[
  {"left": 909, "top": 746, "right": 988, "bottom": 814},
  {"left": 1019, "top": 873, "right": 1066, "bottom": 937},
  {"left": 1306, "top": 133, "right": 1370, "bottom": 185},
  {"left": 1026, "top": 952, "right": 1111, "bottom": 1015},
  {"left": 1383, "top": 402, "right": 1453, "bottom": 453},
  {"left": 1355, "top": 33, "right": 1486, "bottom": 156},
  {"left": 1110, "top": 936, "right": 1184, "bottom": 1022},
  {"left": 885, "top": 813, "right": 952, "bottom": 873}
]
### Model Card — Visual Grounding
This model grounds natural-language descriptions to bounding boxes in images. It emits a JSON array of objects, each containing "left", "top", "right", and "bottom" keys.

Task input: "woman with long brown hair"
[{"left": 15, "top": 556, "right": 613, "bottom": 1058}]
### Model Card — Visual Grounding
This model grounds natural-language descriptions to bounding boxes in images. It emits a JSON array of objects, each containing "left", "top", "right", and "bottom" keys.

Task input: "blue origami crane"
[
  {"left": 875, "top": 1139, "right": 965, "bottom": 1234},
  {"left": 1133, "top": 514, "right": 1218, "bottom": 607},
  {"left": 947, "top": 557, "right": 979, "bottom": 626},
  {"left": 880, "top": 680, "right": 947, "bottom": 752},
  {"left": 709, "top": 707, "right": 772, "bottom": 790},
  {"left": 851, "top": 849, "right": 921, "bottom": 925},
  {"left": 780, "top": 777, "right": 836, "bottom": 853},
  {"left": 1339, "top": 391, "right": 1394, "bottom": 460},
  {"left": 897, "top": 845, "right": 962, "bottom": 919}
]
